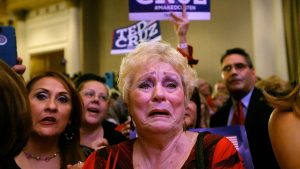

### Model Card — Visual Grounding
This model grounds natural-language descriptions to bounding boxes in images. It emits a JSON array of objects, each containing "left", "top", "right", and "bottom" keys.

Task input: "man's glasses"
[{"left": 221, "top": 63, "right": 249, "bottom": 73}]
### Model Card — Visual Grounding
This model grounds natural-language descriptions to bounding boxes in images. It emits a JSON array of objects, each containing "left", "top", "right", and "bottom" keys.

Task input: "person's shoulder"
[
  {"left": 268, "top": 109, "right": 300, "bottom": 169},
  {"left": 269, "top": 109, "right": 299, "bottom": 132},
  {"left": 212, "top": 97, "right": 231, "bottom": 114},
  {"left": 252, "top": 87, "right": 269, "bottom": 102},
  {"left": 217, "top": 98, "right": 232, "bottom": 112},
  {"left": 269, "top": 109, "right": 293, "bottom": 120},
  {"left": 210, "top": 100, "right": 231, "bottom": 127},
  {"left": 250, "top": 87, "right": 273, "bottom": 110}
]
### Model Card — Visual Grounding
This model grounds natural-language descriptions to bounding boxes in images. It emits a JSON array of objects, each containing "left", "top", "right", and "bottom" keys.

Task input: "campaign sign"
[
  {"left": 190, "top": 125, "right": 254, "bottom": 169},
  {"left": 111, "top": 20, "right": 161, "bottom": 55},
  {"left": 129, "top": 0, "right": 210, "bottom": 21}
]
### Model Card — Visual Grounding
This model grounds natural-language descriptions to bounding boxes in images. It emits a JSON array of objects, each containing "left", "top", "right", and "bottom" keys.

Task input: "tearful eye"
[
  {"left": 57, "top": 95, "right": 69, "bottom": 103},
  {"left": 138, "top": 81, "right": 153, "bottom": 89},
  {"left": 35, "top": 92, "right": 48, "bottom": 100},
  {"left": 166, "top": 82, "right": 177, "bottom": 88}
]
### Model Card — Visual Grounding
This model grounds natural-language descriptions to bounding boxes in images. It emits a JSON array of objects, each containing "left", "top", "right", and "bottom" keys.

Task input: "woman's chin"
[
  {"left": 85, "top": 117, "right": 102, "bottom": 125},
  {"left": 140, "top": 123, "right": 180, "bottom": 134}
]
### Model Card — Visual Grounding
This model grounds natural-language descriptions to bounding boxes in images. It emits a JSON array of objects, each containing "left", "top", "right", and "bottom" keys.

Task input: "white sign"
[
  {"left": 129, "top": 0, "right": 210, "bottom": 21},
  {"left": 111, "top": 20, "right": 161, "bottom": 55}
]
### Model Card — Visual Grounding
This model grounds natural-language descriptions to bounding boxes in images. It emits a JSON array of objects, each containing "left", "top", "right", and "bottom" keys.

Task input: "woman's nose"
[
  {"left": 91, "top": 95, "right": 101, "bottom": 105},
  {"left": 45, "top": 98, "right": 58, "bottom": 112},
  {"left": 152, "top": 84, "right": 166, "bottom": 102}
]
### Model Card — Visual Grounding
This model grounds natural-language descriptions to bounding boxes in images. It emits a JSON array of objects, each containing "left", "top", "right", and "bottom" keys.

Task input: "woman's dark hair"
[
  {"left": 75, "top": 73, "right": 106, "bottom": 91},
  {"left": 190, "top": 87, "right": 201, "bottom": 128},
  {"left": 26, "top": 71, "right": 84, "bottom": 168},
  {"left": 0, "top": 60, "right": 32, "bottom": 159}
]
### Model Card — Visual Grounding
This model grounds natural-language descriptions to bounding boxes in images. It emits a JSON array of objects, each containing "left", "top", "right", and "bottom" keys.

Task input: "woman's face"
[
  {"left": 28, "top": 77, "right": 72, "bottom": 137},
  {"left": 79, "top": 81, "right": 109, "bottom": 125},
  {"left": 128, "top": 62, "right": 185, "bottom": 133},
  {"left": 184, "top": 100, "right": 197, "bottom": 129},
  {"left": 198, "top": 80, "right": 211, "bottom": 96}
]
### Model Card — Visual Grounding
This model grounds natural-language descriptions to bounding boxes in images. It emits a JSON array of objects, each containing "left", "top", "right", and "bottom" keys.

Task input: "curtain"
[{"left": 282, "top": 0, "right": 300, "bottom": 82}]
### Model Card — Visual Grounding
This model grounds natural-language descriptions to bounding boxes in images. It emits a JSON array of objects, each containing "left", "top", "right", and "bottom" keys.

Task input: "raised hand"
[{"left": 170, "top": 5, "right": 189, "bottom": 41}]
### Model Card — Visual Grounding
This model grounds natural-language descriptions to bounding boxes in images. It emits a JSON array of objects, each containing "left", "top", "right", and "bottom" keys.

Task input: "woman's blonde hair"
[
  {"left": 264, "top": 75, "right": 298, "bottom": 116},
  {"left": 118, "top": 41, "right": 198, "bottom": 104}
]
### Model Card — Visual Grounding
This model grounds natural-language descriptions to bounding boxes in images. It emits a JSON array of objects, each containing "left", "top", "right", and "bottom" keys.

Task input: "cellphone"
[{"left": 0, "top": 26, "right": 17, "bottom": 67}]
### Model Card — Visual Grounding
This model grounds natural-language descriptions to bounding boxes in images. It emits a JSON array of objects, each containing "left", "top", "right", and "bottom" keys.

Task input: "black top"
[
  {"left": 81, "top": 120, "right": 127, "bottom": 158},
  {"left": 102, "top": 120, "right": 127, "bottom": 145},
  {"left": 0, "top": 156, "right": 20, "bottom": 169}
]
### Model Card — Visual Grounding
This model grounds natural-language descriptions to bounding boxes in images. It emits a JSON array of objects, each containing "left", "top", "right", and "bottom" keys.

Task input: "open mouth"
[
  {"left": 40, "top": 117, "right": 57, "bottom": 124},
  {"left": 149, "top": 110, "right": 170, "bottom": 117},
  {"left": 87, "top": 107, "right": 100, "bottom": 113},
  {"left": 42, "top": 117, "right": 56, "bottom": 122}
]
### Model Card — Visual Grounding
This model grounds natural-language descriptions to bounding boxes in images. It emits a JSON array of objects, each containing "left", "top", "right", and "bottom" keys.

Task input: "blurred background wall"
[{"left": 0, "top": 0, "right": 289, "bottom": 85}]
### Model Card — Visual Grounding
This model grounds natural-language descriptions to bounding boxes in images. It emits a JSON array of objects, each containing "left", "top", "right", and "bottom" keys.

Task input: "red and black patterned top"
[{"left": 83, "top": 132, "right": 245, "bottom": 169}]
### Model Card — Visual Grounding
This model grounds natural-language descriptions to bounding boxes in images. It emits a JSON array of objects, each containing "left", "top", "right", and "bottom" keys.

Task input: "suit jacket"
[{"left": 210, "top": 87, "right": 279, "bottom": 169}]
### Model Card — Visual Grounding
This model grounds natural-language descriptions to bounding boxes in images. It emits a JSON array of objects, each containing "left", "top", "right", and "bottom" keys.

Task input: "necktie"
[{"left": 231, "top": 100, "right": 245, "bottom": 125}]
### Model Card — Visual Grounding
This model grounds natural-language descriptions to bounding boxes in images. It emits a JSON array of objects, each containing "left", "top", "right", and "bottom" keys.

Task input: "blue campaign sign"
[
  {"left": 111, "top": 20, "right": 161, "bottom": 55},
  {"left": 129, "top": 0, "right": 210, "bottom": 21},
  {"left": 190, "top": 125, "right": 254, "bottom": 169}
]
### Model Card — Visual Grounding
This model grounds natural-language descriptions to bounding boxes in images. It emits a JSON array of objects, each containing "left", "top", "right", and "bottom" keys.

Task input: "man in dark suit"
[{"left": 210, "top": 48, "right": 279, "bottom": 169}]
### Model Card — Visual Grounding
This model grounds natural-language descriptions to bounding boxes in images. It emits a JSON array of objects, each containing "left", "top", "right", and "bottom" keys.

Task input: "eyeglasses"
[
  {"left": 221, "top": 63, "right": 249, "bottom": 73},
  {"left": 81, "top": 90, "right": 109, "bottom": 101}
]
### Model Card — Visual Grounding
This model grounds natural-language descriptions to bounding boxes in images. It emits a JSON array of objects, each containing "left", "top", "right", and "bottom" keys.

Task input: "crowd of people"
[{"left": 0, "top": 5, "right": 298, "bottom": 169}]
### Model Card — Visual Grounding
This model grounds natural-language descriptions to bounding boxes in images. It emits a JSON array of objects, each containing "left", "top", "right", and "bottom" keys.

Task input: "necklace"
[{"left": 23, "top": 150, "right": 59, "bottom": 162}]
